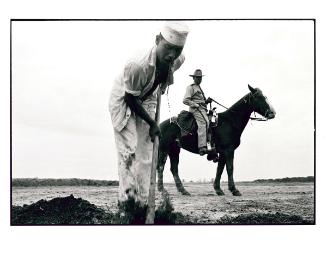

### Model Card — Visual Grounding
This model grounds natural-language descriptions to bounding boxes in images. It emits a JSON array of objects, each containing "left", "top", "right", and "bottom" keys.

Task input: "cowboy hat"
[{"left": 189, "top": 69, "right": 205, "bottom": 77}]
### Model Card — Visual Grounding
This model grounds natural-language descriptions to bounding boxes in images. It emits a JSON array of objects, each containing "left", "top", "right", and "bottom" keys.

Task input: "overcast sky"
[{"left": 12, "top": 20, "right": 314, "bottom": 182}]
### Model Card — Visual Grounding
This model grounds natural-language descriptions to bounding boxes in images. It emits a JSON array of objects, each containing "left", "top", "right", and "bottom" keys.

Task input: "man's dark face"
[
  {"left": 193, "top": 76, "right": 202, "bottom": 85},
  {"left": 156, "top": 35, "right": 184, "bottom": 66}
]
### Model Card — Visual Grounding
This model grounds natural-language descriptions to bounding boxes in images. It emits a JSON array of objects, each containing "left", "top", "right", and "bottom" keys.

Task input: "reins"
[
  {"left": 210, "top": 95, "right": 268, "bottom": 122},
  {"left": 210, "top": 98, "right": 228, "bottom": 110},
  {"left": 165, "top": 86, "right": 268, "bottom": 123}
]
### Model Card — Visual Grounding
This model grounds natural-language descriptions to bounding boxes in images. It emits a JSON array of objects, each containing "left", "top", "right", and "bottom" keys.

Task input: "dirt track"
[{"left": 12, "top": 182, "right": 314, "bottom": 224}]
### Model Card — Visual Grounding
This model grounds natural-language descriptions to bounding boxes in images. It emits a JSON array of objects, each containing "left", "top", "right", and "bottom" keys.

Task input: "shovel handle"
[{"left": 145, "top": 90, "right": 161, "bottom": 224}]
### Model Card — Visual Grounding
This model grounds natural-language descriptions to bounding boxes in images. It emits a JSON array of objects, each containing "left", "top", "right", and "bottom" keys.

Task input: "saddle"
[
  {"left": 171, "top": 110, "right": 219, "bottom": 163},
  {"left": 174, "top": 110, "right": 198, "bottom": 136},
  {"left": 172, "top": 110, "right": 217, "bottom": 137}
]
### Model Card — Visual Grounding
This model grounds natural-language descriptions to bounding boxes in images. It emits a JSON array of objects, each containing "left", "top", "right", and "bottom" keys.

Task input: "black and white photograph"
[
  {"left": 2, "top": 0, "right": 327, "bottom": 254},
  {"left": 10, "top": 19, "right": 315, "bottom": 225}
]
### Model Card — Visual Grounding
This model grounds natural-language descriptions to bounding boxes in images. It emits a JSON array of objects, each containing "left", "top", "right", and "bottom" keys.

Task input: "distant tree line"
[
  {"left": 253, "top": 176, "right": 314, "bottom": 183},
  {"left": 12, "top": 178, "right": 119, "bottom": 187}
]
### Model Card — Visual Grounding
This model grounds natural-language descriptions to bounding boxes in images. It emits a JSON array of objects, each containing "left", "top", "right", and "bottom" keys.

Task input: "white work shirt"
[{"left": 109, "top": 45, "right": 185, "bottom": 132}]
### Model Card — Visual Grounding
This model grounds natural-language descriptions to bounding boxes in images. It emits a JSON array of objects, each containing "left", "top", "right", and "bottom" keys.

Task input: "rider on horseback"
[{"left": 183, "top": 69, "right": 213, "bottom": 156}]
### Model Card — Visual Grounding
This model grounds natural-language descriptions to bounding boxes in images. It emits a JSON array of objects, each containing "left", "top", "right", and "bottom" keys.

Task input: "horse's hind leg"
[
  {"left": 214, "top": 154, "right": 226, "bottom": 196},
  {"left": 169, "top": 143, "right": 190, "bottom": 196},
  {"left": 157, "top": 150, "right": 168, "bottom": 192}
]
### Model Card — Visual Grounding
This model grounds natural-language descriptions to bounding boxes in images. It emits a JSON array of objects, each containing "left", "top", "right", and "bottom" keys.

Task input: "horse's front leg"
[
  {"left": 214, "top": 154, "right": 226, "bottom": 196},
  {"left": 225, "top": 149, "right": 242, "bottom": 196},
  {"left": 157, "top": 150, "right": 168, "bottom": 193}
]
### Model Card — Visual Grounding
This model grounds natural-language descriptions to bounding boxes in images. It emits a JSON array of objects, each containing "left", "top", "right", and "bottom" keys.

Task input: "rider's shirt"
[{"left": 183, "top": 84, "right": 207, "bottom": 110}]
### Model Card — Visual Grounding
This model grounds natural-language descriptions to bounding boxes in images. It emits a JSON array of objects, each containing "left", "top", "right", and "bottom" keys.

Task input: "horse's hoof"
[
  {"left": 215, "top": 189, "right": 225, "bottom": 196},
  {"left": 232, "top": 190, "right": 242, "bottom": 196},
  {"left": 181, "top": 190, "right": 191, "bottom": 196}
]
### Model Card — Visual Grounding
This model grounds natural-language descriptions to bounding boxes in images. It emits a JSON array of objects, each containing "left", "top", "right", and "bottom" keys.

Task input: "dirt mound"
[
  {"left": 11, "top": 195, "right": 192, "bottom": 225},
  {"left": 11, "top": 195, "right": 114, "bottom": 224}
]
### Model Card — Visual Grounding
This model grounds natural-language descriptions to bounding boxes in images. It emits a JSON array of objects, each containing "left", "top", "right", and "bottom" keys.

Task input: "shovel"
[{"left": 145, "top": 90, "right": 162, "bottom": 224}]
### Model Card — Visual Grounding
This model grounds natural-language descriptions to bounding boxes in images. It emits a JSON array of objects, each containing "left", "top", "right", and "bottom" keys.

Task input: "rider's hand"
[
  {"left": 205, "top": 97, "right": 213, "bottom": 104},
  {"left": 149, "top": 122, "right": 161, "bottom": 142}
]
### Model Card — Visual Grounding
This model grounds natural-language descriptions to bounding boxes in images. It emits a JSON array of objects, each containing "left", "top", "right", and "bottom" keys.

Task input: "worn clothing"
[
  {"left": 110, "top": 46, "right": 185, "bottom": 132},
  {"left": 190, "top": 108, "right": 209, "bottom": 148},
  {"left": 109, "top": 45, "right": 185, "bottom": 205},
  {"left": 183, "top": 84, "right": 209, "bottom": 148},
  {"left": 114, "top": 104, "right": 156, "bottom": 205}
]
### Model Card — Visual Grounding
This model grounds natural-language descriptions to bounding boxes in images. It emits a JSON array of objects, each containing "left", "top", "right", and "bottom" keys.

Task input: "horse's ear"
[{"left": 248, "top": 84, "right": 256, "bottom": 94}]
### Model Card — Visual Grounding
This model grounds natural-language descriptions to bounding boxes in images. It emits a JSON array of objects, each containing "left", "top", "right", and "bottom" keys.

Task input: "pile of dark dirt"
[
  {"left": 11, "top": 195, "right": 115, "bottom": 224},
  {"left": 11, "top": 195, "right": 193, "bottom": 225},
  {"left": 216, "top": 212, "right": 313, "bottom": 224}
]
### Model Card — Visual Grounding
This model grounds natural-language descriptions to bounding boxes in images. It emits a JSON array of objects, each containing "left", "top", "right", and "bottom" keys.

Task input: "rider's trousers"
[{"left": 190, "top": 106, "right": 209, "bottom": 148}]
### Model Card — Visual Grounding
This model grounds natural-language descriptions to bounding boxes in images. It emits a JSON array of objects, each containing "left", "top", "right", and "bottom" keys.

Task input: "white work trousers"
[{"left": 113, "top": 104, "right": 156, "bottom": 207}]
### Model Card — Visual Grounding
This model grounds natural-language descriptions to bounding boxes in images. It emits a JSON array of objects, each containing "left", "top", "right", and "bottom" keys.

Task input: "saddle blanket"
[{"left": 171, "top": 110, "right": 198, "bottom": 137}]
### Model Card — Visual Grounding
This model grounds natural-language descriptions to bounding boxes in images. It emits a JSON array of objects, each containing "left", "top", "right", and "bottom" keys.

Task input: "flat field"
[{"left": 12, "top": 181, "right": 314, "bottom": 224}]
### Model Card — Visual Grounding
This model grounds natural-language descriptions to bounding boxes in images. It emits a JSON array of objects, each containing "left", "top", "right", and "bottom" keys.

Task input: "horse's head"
[{"left": 246, "top": 85, "right": 276, "bottom": 119}]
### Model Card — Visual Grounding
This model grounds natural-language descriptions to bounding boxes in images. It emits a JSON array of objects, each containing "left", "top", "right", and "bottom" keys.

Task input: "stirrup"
[{"left": 199, "top": 147, "right": 208, "bottom": 156}]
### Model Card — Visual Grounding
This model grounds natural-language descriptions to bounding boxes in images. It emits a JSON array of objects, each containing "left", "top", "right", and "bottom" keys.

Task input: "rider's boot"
[{"left": 207, "top": 148, "right": 219, "bottom": 162}]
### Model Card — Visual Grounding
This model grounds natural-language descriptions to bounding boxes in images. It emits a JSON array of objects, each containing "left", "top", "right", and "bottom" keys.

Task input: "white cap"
[{"left": 160, "top": 21, "right": 189, "bottom": 46}]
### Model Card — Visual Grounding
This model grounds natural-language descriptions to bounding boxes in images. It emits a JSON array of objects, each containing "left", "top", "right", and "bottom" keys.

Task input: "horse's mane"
[{"left": 218, "top": 92, "right": 251, "bottom": 119}]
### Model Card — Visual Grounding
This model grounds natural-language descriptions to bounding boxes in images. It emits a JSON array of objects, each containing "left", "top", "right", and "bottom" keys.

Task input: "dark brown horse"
[{"left": 157, "top": 85, "right": 276, "bottom": 196}]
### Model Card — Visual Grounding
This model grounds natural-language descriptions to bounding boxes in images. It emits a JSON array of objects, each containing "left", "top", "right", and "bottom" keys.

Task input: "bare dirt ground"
[
  {"left": 164, "top": 182, "right": 314, "bottom": 223},
  {"left": 12, "top": 182, "right": 314, "bottom": 224}
]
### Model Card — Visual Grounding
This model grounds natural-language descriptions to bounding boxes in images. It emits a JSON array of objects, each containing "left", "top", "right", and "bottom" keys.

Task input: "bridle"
[
  {"left": 244, "top": 91, "right": 270, "bottom": 121},
  {"left": 210, "top": 91, "right": 269, "bottom": 122}
]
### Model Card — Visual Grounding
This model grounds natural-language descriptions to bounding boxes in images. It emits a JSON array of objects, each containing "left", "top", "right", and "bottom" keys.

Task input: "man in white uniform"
[{"left": 109, "top": 22, "right": 189, "bottom": 223}]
